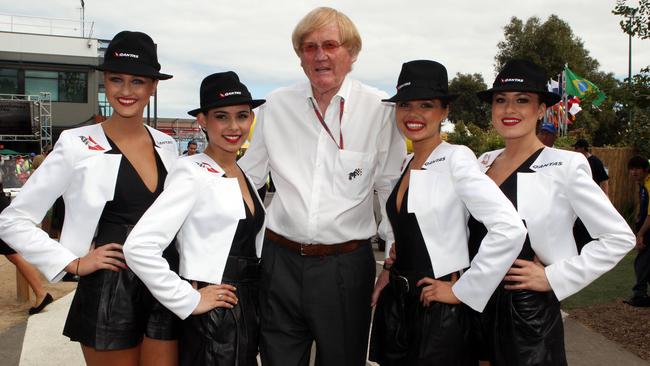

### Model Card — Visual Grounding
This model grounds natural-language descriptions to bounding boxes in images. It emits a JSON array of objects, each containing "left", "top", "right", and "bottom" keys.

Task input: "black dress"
[
  {"left": 179, "top": 175, "right": 264, "bottom": 366},
  {"left": 63, "top": 135, "right": 179, "bottom": 350},
  {"left": 469, "top": 148, "right": 566, "bottom": 366},
  {"left": 369, "top": 164, "right": 473, "bottom": 366}
]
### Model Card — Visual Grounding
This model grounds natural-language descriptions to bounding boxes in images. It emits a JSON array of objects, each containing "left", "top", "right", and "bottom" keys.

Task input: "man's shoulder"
[
  {"left": 347, "top": 78, "right": 390, "bottom": 100},
  {"left": 266, "top": 82, "right": 309, "bottom": 100}
]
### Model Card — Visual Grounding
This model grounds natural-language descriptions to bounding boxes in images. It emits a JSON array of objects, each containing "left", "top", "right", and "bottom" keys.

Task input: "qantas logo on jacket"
[
  {"left": 531, "top": 161, "right": 563, "bottom": 169},
  {"left": 424, "top": 157, "right": 445, "bottom": 167},
  {"left": 195, "top": 161, "right": 220, "bottom": 173},
  {"left": 78, "top": 136, "right": 105, "bottom": 151}
]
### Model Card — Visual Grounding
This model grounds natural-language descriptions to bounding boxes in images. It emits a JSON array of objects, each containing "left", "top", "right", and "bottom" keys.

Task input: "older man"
[{"left": 240, "top": 7, "right": 405, "bottom": 366}]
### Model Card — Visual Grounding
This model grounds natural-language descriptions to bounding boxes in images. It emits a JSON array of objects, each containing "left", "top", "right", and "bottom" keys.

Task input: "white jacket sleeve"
[
  {"left": 123, "top": 161, "right": 201, "bottom": 319},
  {"left": 545, "top": 153, "right": 635, "bottom": 300},
  {"left": 0, "top": 132, "right": 78, "bottom": 282},
  {"left": 449, "top": 146, "right": 527, "bottom": 312},
  {"left": 374, "top": 106, "right": 405, "bottom": 254},
  {"left": 239, "top": 105, "right": 270, "bottom": 189}
]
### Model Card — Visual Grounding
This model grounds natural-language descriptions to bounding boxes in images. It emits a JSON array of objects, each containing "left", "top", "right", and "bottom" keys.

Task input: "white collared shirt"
[{"left": 239, "top": 77, "right": 406, "bottom": 244}]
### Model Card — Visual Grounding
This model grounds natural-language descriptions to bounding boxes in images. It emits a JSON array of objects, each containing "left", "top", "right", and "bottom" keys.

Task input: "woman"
[
  {"left": 0, "top": 182, "right": 53, "bottom": 315},
  {"left": 368, "top": 60, "right": 527, "bottom": 365},
  {"left": 471, "top": 59, "right": 635, "bottom": 365},
  {"left": 124, "top": 71, "right": 266, "bottom": 366},
  {"left": 0, "top": 31, "right": 179, "bottom": 366}
]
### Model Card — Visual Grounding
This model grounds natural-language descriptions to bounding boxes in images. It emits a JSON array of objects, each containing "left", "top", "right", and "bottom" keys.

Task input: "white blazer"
[
  {"left": 478, "top": 147, "right": 635, "bottom": 301},
  {"left": 403, "top": 142, "right": 526, "bottom": 312},
  {"left": 0, "top": 123, "right": 178, "bottom": 282},
  {"left": 123, "top": 153, "right": 266, "bottom": 319}
]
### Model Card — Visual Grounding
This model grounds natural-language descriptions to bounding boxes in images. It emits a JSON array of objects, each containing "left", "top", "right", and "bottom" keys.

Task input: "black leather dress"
[
  {"left": 369, "top": 165, "right": 473, "bottom": 366},
  {"left": 63, "top": 135, "right": 179, "bottom": 350},
  {"left": 179, "top": 175, "right": 264, "bottom": 366},
  {"left": 468, "top": 148, "right": 566, "bottom": 366}
]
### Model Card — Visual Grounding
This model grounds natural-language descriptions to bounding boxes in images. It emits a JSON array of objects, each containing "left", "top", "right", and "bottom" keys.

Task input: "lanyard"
[{"left": 310, "top": 98, "right": 344, "bottom": 150}]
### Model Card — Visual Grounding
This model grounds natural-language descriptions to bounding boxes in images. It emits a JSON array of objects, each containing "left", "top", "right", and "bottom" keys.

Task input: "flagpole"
[{"left": 562, "top": 64, "right": 569, "bottom": 137}]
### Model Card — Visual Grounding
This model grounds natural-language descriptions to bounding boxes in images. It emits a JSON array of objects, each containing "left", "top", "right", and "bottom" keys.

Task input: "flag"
[
  {"left": 563, "top": 67, "right": 606, "bottom": 106},
  {"left": 547, "top": 79, "right": 560, "bottom": 94}
]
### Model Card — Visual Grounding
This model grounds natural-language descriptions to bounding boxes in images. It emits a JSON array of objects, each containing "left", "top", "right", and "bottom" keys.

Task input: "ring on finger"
[{"left": 218, "top": 294, "right": 223, "bottom": 300}]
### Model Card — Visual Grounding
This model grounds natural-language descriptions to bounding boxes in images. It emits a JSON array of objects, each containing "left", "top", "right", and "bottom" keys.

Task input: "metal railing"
[{"left": 0, "top": 13, "right": 94, "bottom": 38}]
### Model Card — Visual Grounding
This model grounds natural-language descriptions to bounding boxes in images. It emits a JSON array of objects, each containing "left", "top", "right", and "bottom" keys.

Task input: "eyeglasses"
[{"left": 300, "top": 40, "right": 343, "bottom": 54}]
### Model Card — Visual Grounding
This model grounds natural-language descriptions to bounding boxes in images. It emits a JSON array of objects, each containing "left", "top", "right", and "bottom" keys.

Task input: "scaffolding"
[{"left": 0, "top": 92, "right": 53, "bottom": 152}]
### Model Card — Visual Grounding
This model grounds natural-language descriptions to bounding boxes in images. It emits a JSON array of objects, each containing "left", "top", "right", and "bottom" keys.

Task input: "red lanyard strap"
[{"left": 310, "top": 98, "right": 344, "bottom": 150}]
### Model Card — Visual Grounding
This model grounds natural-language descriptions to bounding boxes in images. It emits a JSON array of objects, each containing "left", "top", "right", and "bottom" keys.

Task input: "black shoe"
[
  {"left": 61, "top": 273, "right": 79, "bottom": 282},
  {"left": 28, "top": 293, "right": 53, "bottom": 315},
  {"left": 623, "top": 296, "right": 650, "bottom": 307}
]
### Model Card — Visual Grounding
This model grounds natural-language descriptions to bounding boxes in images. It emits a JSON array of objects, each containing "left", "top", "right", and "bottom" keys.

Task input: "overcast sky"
[{"left": 2, "top": 0, "right": 648, "bottom": 118}]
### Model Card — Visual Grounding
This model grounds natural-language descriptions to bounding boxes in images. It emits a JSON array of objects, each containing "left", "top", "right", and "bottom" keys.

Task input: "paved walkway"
[{"left": 1, "top": 258, "right": 647, "bottom": 365}]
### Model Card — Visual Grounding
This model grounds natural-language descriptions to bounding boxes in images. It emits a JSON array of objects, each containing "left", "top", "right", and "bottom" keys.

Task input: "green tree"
[
  {"left": 613, "top": 0, "right": 650, "bottom": 40},
  {"left": 448, "top": 73, "right": 490, "bottom": 129},
  {"left": 495, "top": 15, "right": 599, "bottom": 78},
  {"left": 446, "top": 121, "right": 504, "bottom": 156}
]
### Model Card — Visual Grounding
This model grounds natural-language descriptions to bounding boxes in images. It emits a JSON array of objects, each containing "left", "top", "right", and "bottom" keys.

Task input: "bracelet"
[
  {"left": 75, "top": 258, "right": 81, "bottom": 276},
  {"left": 382, "top": 261, "right": 392, "bottom": 271}
]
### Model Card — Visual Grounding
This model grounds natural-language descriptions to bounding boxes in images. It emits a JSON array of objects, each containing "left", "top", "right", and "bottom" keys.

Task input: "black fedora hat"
[
  {"left": 188, "top": 72, "right": 265, "bottom": 117},
  {"left": 97, "top": 31, "right": 172, "bottom": 80},
  {"left": 477, "top": 59, "right": 560, "bottom": 106},
  {"left": 383, "top": 60, "right": 458, "bottom": 103}
]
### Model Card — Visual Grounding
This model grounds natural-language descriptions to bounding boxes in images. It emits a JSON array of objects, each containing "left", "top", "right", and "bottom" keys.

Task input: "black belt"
[
  {"left": 389, "top": 269, "right": 459, "bottom": 295},
  {"left": 194, "top": 256, "right": 261, "bottom": 288},
  {"left": 95, "top": 221, "right": 135, "bottom": 246}
]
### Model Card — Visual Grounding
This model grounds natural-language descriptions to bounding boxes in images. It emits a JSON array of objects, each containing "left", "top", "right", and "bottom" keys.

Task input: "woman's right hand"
[
  {"left": 192, "top": 283, "right": 238, "bottom": 315},
  {"left": 65, "top": 243, "right": 127, "bottom": 276}
]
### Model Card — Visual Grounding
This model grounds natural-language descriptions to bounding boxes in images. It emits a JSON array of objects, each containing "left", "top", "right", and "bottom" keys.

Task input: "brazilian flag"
[{"left": 564, "top": 66, "right": 606, "bottom": 106}]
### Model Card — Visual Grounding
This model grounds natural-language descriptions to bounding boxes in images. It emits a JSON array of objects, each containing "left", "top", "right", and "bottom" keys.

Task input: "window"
[
  {"left": 25, "top": 70, "right": 58, "bottom": 100},
  {"left": 59, "top": 71, "right": 87, "bottom": 102},
  {"left": 24, "top": 70, "right": 87, "bottom": 103},
  {"left": 0, "top": 69, "right": 19, "bottom": 94}
]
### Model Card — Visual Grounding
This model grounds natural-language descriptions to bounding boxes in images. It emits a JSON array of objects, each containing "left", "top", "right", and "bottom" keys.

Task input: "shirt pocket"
[{"left": 334, "top": 149, "right": 376, "bottom": 200}]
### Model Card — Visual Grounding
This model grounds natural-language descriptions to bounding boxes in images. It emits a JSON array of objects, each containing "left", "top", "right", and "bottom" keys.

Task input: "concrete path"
[{"left": 0, "top": 256, "right": 647, "bottom": 365}]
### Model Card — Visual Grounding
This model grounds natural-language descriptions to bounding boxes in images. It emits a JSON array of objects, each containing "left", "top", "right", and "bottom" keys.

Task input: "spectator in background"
[
  {"left": 537, "top": 122, "right": 557, "bottom": 147},
  {"left": 625, "top": 156, "right": 650, "bottom": 307},
  {"left": 573, "top": 138, "right": 609, "bottom": 195},
  {"left": 183, "top": 140, "right": 198, "bottom": 156},
  {"left": 31, "top": 144, "right": 52, "bottom": 170},
  {"left": 0, "top": 181, "right": 53, "bottom": 314}
]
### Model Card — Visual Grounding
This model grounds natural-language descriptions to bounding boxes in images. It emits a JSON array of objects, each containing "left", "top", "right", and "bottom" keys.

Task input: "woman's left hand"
[
  {"left": 503, "top": 257, "right": 551, "bottom": 292},
  {"left": 417, "top": 273, "right": 461, "bottom": 306}
]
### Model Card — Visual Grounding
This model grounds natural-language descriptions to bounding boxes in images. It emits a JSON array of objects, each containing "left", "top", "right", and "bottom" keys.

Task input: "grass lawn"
[{"left": 561, "top": 252, "right": 637, "bottom": 310}]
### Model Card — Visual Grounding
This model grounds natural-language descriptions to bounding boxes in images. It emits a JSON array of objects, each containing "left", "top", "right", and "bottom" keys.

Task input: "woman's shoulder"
[{"left": 145, "top": 125, "right": 178, "bottom": 151}]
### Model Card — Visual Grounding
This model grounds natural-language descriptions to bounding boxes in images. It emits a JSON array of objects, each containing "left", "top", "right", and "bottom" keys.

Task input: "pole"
[{"left": 81, "top": 0, "right": 85, "bottom": 37}]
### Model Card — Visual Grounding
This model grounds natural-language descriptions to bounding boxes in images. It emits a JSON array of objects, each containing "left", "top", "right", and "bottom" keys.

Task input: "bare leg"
[
  {"left": 81, "top": 344, "right": 140, "bottom": 366},
  {"left": 140, "top": 337, "right": 178, "bottom": 366},
  {"left": 6, "top": 253, "right": 46, "bottom": 304}
]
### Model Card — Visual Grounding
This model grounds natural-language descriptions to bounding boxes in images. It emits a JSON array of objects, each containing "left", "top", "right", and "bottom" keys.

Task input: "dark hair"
[
  {"left": 628, "top": 155, "right": 649, "bottom": 170},
  {"left": 187, "top": 140, "right": 197, "bottom": 148}
]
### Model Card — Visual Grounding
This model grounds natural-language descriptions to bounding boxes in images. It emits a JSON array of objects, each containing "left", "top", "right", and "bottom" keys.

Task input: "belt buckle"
[
  {"left": 397, "top": 275, "right": 410, "bottom": 293},
  {"left": 300, "top": 244, "right": 308, "bottom": 256}
]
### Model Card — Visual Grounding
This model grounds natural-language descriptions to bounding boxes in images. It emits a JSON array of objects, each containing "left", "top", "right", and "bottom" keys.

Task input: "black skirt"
[
  {"left": 369, "top": 270, "right": 473, "bottom": 366},
  {"left": 0, "top": 239, "right": 16, "bottom": 255},
  {"left": 472, "top": 287, "right": 566, "bottom": 366},
  {"left": 63, "top": 222, "right": 180, "bottom": 350},
  {"left": 179, "top": 256, "right": 261, "bottom": 366}
]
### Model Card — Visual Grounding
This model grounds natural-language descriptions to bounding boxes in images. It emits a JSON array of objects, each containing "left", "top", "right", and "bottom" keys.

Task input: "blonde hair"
[{"left": 291, "top": 7, "right": 362, "bottom": 58}]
